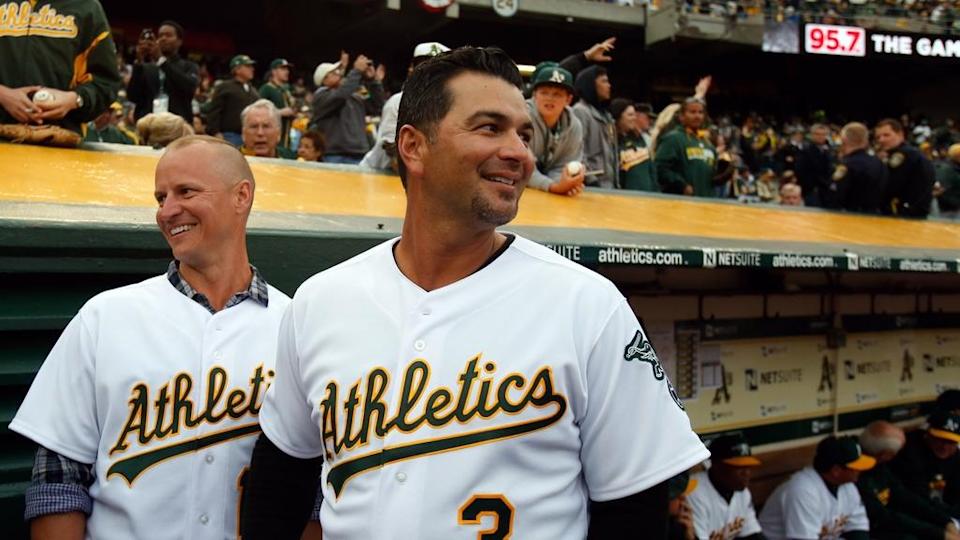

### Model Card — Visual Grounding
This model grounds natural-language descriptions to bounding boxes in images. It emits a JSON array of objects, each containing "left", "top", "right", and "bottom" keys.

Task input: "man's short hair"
[
  {"left": 859, "top": 421, "right": 904, "bottom": 456},
  {"left": 396, "top": 46, "right": 522, "bottom": 186},
  {"left": 160, "top": 20, "right": 184, "bottom": 40},
  {"left": 810, "top": 123, "right": 828, "bottom": 133},
  {"left": 780, "top": 183, "right": 801, "bottom": 197},
  {"left": 241, "top": 99, "right": 281, "bottom": 129},
  {"left": 875, "top": 118, "right": 903, "bottom": 134},
  {"left": 164, "top": 135, "right": 256, "bottom": 191},
  {"left": 841, "top": 122, "right": 869, "bottom": 149}
]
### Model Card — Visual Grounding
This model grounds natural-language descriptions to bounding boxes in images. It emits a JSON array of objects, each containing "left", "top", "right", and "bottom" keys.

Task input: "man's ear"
[
  {"left": 397, "top": 124, "right": 428, "bottom": 179},
  {"left": 234, "top": 179, "right": 254, "bottom": 213}
]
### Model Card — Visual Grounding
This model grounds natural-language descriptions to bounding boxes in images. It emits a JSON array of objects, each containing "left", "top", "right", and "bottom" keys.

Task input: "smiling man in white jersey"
[
  {"left": 9, "top": 135, "right": 301, "bottom": 539},
  {"left": 240, "top": 46, "right": 708, "bottom": 540}
]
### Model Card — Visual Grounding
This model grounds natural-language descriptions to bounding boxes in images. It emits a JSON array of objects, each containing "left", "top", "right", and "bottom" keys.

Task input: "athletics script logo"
[
  {"left": 106, "top": 365, "right": 273, "bottom": 485},
  {"left": 319, "top": 356, "right": 568, "bottom": 497}
]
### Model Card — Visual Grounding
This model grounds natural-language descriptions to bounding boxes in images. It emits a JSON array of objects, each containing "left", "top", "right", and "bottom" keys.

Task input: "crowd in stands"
[
  {"left": 683, "top": 0, "right": 960, "bottom": 31},
  {"left": 669, "top": 390, "right": 960, "bottom": 540},
  {"left": 1, "top": 11, "right": 958, "bottom": 220}
]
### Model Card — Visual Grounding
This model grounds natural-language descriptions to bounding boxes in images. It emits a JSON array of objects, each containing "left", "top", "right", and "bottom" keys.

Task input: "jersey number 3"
[{"left": 458, "top": 494, "right": 514, "bottom": 540}]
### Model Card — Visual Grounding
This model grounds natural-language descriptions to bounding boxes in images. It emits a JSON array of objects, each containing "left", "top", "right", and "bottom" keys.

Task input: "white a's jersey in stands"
[
  {"left": 687, "top": 471, "right": 762, "bottom": 540},
  {"left": 259, "top": 235, "right": 709, "bottom": 540},
  {"left": 11, "top": 275, "right": 290, "bottom": 540},
  {"left": 758, "top": 466, "right": 869, "bottom": 540}
]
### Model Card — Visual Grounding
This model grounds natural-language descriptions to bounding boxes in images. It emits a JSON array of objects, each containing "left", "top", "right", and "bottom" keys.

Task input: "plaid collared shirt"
[{"left": 25, "top": 262, "right": 271, "bottom": 520}]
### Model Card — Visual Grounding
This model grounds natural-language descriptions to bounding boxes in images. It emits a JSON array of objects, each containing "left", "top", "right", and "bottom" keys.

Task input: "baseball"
[
  {"left": 32, "top": 89, "right": 54, "bottom": 104},
  {"left": 566, "top": 161, "right": 582, "bottom": 176}
]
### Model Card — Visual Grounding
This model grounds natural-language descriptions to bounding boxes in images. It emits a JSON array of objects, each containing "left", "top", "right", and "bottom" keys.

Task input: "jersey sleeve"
[
  {"left": 738, "top": 491, "right": 762, "bottom": 537},
  {"left": 258, "top": 302, "right": 325, "bottom": 459},
  {"left": 578, "top": 298, "right": 709, "bottom": 501},
  {"left": 685, "top": 483, "right": 715, "bottom": 540},
  {"left": 782, "top": 484, "right": 823, "bottom": 540},
  {"left": 842, "top": 489, "right": 870, "bottom": 533},
  {"left": 9, "top": 313, "right": 100, "bottom": 464}
]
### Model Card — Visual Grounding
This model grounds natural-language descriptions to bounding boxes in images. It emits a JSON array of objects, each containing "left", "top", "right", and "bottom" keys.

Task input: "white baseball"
[
  {"left": 32, "top": 89, "right": 54, "bottom": 104},
  {"left": 566, "top": 161, "right": 582, "bottom": 176}
]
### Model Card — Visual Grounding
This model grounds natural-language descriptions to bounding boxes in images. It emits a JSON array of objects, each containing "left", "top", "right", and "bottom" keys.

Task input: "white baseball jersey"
[
  {"left": 259, "top": 234, "right": 709, "bottom": 539},
  {"left": 758, "top": 466, "right": 869, "bottom": 540},
  {"left": 10, "top": 275, "right": 290, "bottom": 540},
  {"left": 687, "top": 471, "right": 762, "bottom": 540}
]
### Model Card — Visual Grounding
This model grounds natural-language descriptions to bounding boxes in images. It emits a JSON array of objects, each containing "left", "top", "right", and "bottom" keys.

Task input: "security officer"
[
  {"left": 825, "top": 122, "right": 887, "bottom": 214},
  {"left": 890, "top": 410, "right": 960, "bottom": 515},
  {"left": 875, "top": 118, "right": 935, "bottom": 218}
]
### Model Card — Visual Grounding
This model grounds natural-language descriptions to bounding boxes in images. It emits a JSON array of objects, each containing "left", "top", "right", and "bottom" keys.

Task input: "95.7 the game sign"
[{"left": 804, "top": 24, "right": 866, "bottom": 57}]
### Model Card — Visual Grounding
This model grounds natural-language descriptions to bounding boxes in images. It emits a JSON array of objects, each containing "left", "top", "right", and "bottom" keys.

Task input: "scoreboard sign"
[
  {"left": 800, "top": 23, "right": 960, "bottom": 59},
  {"left": 804, "top": 24, "right": 866, "bottom": 57}
]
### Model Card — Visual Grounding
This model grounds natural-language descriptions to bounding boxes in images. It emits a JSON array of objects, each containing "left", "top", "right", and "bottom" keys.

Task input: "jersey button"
[
  {"left": 204, "top": 454, "right": 215, "bottom": 464},
  {"left": 199, "top": 514, "right": 209, "bottom": 525},
  {"left": 395, "top": 472, "right": 407, "bottom": 483},
  {"left": 413, "top": 340, "right": 426, "bottom": 352},
  {"left": 421, "top": 307, "right": 431, "bottom": 316}
]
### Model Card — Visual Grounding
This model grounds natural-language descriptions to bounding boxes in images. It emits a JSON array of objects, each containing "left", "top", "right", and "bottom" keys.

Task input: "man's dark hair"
[
  {"left": 396, "top": 46, "right": 521, "bottom": 187},
  {"left": 876, "top": 118, "right": 903, "bottom": 134},
  {"left": 160, "top": 20, "right": 185, "bottom": 40}
]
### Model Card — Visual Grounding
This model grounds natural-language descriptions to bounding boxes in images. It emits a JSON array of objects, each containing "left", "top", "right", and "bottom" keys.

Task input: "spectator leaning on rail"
[
  {"left": 240, "top": 99, "right": 294, "bottom": 159},
  {"left": 890, "top": 410, "right": 960, "bottom": 515},
  {"left": 857, "top": 421, "right": 960, "bottom": 540},
  {"left": 310, "top": 52, "right": 386, "bottom": 165},
  {"left": 610, "top": 98, "right": 658, "bottom": 193},
  {"left": 655, "top": 98, "right": 717, "bottom": 197},
  {"left": 360, "top": 41, "right": 450, "bottom": 172},
  {"left": 526, "top": 62, "right": 585, "bottom": 196},
  {"left": 876, "top": 118, "right": 936, "bottom": 218},
  {"left": 205, "top": 54, "right": 260, "bottom": 147},
  {"left": 0, "top": 0, "right": 121, "bottom": 137},
  {"left": 126, "top": 20, "right": 199, "bottom": 124},
  {"left": 297, "top": 130, "right": 325, "bottom": 162},
  {"left": 825, "top": 122, "right": 887, "bottom": 214},
  {"left": 572, "top": 65, "right": 617, "bottom": 188},
  {"left": 258, "top": 58, "right": 296, "bottom": 148}
]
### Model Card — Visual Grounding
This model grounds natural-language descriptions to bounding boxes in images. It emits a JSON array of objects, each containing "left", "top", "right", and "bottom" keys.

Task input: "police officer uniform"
[
  {"left": 884, "top": 143, "right": 935, "bottom": 218},
  {"left": 826, "top": 148, "right": 887, "bottom": 214}
]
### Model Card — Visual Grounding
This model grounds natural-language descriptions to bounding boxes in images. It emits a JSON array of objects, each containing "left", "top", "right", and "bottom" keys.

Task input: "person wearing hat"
[
  {"left": 259, "top": 58, "right": 296, "bottom": 148},
  {"left": 360, "top": 42, "right": 450, "bottom": 172},
  {"left": 309, "top": 51, "right": 386, "bottom": 164},
  {"left": 206, "top": 54, "right": 260, "bottom": 147},
  {"left": 668, "top": 471, "right": 700, "bottom": 540},
  {"left": 128, "top": 20, "right": 199, "bottom": 124},
  {"left": 655, "top": 98, "right": 717, "bottom": 198},
  {"left": 891, "top": 411, "right": 960, "bottom": 514},
  {"left": 857, "top": 421, "right": 960, "bottom": 540},
  {"left": 525, "top": 62, "right": 585, "bottom": 196},
  {"left": 687, "top": 434, "right": 764, "bottom": 540},
  {"left": 759, "top": 435, "right": 874, "bottom": 540},
  {"left": 611, "top": 98, "right": 658, "bottom": 193}
]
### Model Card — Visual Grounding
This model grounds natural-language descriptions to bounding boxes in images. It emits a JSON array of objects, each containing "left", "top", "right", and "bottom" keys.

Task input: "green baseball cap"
[
  {"left": 229, "top": 54, "right": 256, "bottom": 70},
  {"left": 531, "top": 64, "right": 574, "bottom": 94},
  {"left": 270, "top": 58, "right": 292, "bottom": 69}
]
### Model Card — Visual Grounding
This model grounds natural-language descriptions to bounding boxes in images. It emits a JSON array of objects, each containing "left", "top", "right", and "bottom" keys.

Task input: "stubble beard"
[{"left": 471, "top": 191, "right": 518, "bottom": 227}]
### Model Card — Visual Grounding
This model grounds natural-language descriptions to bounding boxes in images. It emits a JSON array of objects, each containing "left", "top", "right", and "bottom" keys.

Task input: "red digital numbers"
[{"left": 804, "top": 24, "right": 866, "bottom": 57}]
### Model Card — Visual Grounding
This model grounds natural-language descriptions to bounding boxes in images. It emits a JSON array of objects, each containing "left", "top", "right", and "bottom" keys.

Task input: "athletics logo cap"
[
  {"left": 928, "top": 410, "right": 960, "bottom": 443},
  {"left": 816, "top": 435, "right": 876, "bottom": 471},
  {"left": 229, "top": 54, "right": 256, "bottom": 70},
  {"left": 412, "top": 41, "right": 451, "bottom": 58},
  {"left": 709, "top": 433, "right": 761, "bottom": 467},
  {"left": 530, "top": 62, "right": 574, "bottom": 94},
  {"left": 666, "top": 471, "right": 698, "bottom": 500}
]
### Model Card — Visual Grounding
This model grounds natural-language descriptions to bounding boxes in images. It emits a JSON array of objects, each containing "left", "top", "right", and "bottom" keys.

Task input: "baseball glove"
[{"left": 0, "top": 123, "right": 82, "bottom": 148}]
